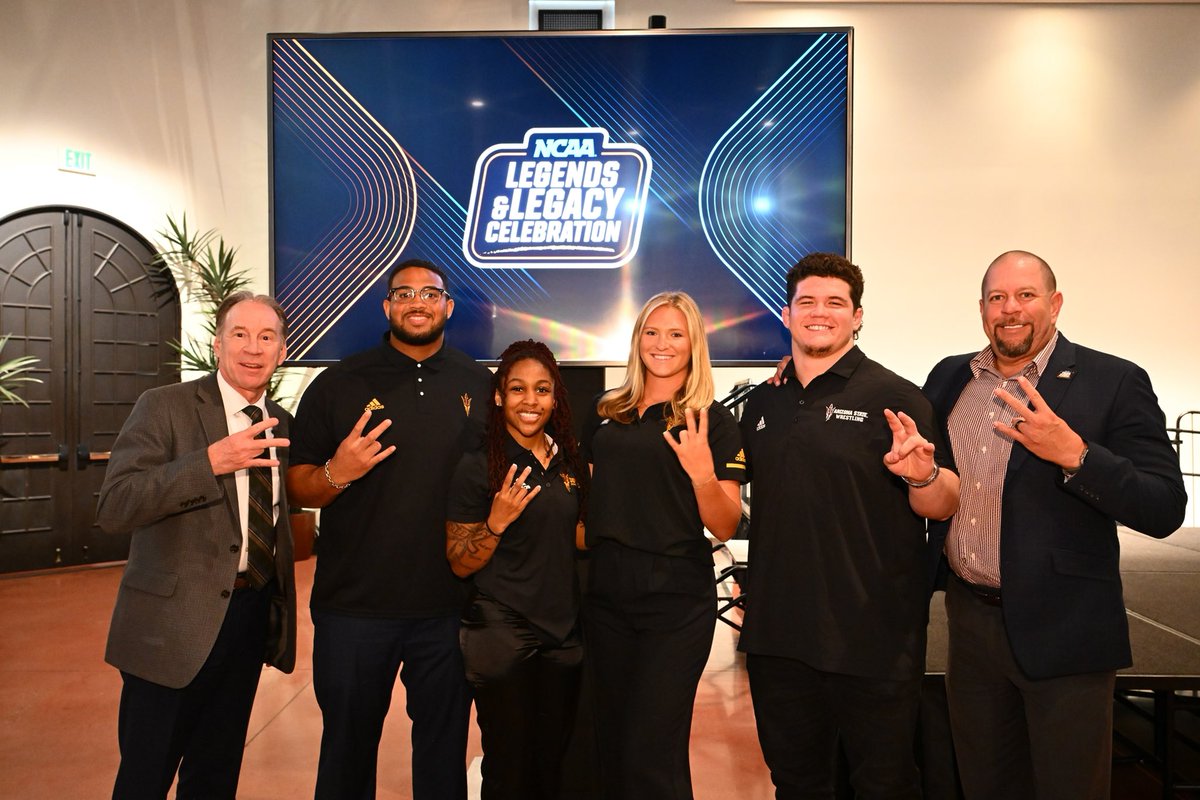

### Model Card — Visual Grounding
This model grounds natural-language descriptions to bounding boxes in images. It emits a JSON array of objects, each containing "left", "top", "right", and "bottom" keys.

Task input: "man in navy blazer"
[
  {"left": 97, "top": 293, "right": 297, "bottom": 799},
  {"left": 924, "top": 250, "right": 1185, "bottom": 799}
]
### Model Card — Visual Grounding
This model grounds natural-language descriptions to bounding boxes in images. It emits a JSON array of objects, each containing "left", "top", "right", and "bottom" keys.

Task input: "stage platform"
[
  {"left": 923, "top": 528, "right": 1200, "bottom": 799},
  {"left": 925, "top": 527, "right": 1200, "bottom": 683}
]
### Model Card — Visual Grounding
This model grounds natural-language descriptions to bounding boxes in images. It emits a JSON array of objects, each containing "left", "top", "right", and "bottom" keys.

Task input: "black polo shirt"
[
  {"left": 290, "top": 341, "right": 492, "bottom": 618},
  {"left": 447, "top": 434, "right": 581, "bottom": 644},
  {"left": 582, "top": 399, "right": 746, "bottom": 561},
  {"left": 738, "top": 347, "right": 953, "bottom": 681}
]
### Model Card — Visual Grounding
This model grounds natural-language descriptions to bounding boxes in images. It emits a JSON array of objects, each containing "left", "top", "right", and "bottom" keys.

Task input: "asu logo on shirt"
[{"left": 825, "top": 404, "right": 868, "bottom": 423}]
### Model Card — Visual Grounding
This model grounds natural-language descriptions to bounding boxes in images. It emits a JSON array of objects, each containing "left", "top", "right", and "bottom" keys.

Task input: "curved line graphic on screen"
[
  {"left": 504, "top": 39, "right": 702, "bottom": 230},
  {"left": 405, "top": 162, "right": 546, "bottom": 305},
  {"left": 272, "top": 39, "right": 418, "bottom": 357},
  {"left": 699, "top": 34, "right": 847, "bottom": 321},
  {"left": 274, "top": 40, "right": 545, "bottom": 357}
]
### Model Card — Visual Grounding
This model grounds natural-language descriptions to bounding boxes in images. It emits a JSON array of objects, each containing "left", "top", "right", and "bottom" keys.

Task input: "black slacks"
[
  {"left": 311, "top": 611, "right": 471, "bottom": 800},
  {"left": 944, "top": 577, "right": 1116, "bottom": 800},
  {"left": 112, "top": 581, "right": 270, "bottom": 800},
  {"left": 460, "top": 593, "right": 582, "bottom": 800},
  {"left": 746, "top": 653, "right": 922, "bottom": 800},
  {"left": 583, "top": 541, "right": 715, "bottom": 800}
]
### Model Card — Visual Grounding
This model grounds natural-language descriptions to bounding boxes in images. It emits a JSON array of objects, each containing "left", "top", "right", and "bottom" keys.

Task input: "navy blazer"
[{"left": 924, "top": 335, "right": 1185, "bottom": 680}]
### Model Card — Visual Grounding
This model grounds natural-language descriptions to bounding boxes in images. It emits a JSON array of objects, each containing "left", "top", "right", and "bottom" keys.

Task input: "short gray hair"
[{"left": 214, "top": 292, "right": 289, "bottom": 340}]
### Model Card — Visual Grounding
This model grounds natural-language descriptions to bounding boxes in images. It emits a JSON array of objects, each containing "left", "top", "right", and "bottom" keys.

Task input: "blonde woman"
[{"left": 581, "top": 291, "right": 745, "bottom": 800}]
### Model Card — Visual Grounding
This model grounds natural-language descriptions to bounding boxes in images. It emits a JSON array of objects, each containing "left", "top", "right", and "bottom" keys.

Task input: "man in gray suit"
[{"left": 97, "top": 292, "right": 297, "bottom": 800}]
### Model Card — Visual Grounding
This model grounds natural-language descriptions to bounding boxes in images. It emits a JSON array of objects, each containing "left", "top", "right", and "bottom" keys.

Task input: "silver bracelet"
[
  {"left": 324, "top": 459, "right": 352, "bottom": 490},
  {"left": 902, "top": 462, "right": 940, "bottom": 489}
]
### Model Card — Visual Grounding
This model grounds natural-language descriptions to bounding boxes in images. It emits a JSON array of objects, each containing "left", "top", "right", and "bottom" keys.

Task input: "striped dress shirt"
[{"left": 944, "top": 333, "right": 1059, "bottom": 588}]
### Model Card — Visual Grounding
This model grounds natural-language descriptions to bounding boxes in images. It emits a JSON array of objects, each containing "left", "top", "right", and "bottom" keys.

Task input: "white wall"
[{"left": 2, "top": 0, "right": 1198, "bottom": 423}]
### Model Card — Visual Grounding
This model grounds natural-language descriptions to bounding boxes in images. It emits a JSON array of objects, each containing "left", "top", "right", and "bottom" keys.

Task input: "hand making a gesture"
[
  {"left": 486, "top": 464, "right": 542, "bottom": 535},
  {"left": 993, "top": 376, "right": 1087, "bottom": 470},
  {"left": 325, "top": 409, "right": 397, "bottom": 485},
  {"left": 208, "top": 417, "right": 290, "bottom": 476},
  {"left": 882, "top": 409, "right": 938, "bottom": 484},
  {"left": 663, "top": 406, "right": 718, "bottom": 486}
]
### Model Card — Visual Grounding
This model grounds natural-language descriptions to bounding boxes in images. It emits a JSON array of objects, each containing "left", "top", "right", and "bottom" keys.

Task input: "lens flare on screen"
[
  {"left": 705, "top": 308, "right": 773, "bottom": 335},
  {"left": 488, "top": 307, "right": 608, "bottom": 361}
]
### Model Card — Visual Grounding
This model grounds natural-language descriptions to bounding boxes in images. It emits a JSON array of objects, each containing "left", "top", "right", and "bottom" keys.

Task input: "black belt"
[{"left": 955, "top": 574, "right": 1002, "bottom": 607}]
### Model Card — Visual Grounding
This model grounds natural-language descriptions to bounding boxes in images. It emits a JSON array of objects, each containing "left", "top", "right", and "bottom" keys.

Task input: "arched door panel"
[{"left": 0, "top": 208, "right": 180, "bottom": 571}]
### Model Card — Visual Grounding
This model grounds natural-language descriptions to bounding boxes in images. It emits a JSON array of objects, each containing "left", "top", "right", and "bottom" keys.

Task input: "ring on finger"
[
  {"left": 1012, "top": 417, "right": 1025, "bottom": 431},
  {"left": 521, "top": 483, "right": 532, "bottom": 491}
]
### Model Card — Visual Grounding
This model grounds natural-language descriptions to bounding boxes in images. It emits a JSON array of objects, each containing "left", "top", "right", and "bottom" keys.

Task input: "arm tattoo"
[{"left": 446, "top": 520, "right": 498, "bottom": 574}]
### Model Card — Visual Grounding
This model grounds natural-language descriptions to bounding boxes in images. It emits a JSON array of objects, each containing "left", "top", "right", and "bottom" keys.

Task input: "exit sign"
[{"left": 61, "top": 148, "right": 96, "bottom": 176}]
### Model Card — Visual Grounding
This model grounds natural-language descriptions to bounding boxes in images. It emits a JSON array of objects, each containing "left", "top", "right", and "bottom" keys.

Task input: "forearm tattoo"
[{"left": 446, "top": 520, "right": 498, "bottom": 569}]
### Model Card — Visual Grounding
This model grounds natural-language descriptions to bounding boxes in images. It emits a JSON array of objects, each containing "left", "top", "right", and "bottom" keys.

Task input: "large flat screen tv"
[{"left": 269, "top": 28, "right": 852, "bottom": 364}]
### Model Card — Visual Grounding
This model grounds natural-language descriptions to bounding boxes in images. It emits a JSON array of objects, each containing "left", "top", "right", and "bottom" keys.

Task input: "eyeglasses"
[{"left": 386, "top": 286, "right": 449, "bottom": 303}]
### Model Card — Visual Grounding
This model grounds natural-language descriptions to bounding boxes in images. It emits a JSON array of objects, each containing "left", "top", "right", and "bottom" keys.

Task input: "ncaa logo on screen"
[{"left": 462, "top": 127, "right": 652, "bottom": 269}]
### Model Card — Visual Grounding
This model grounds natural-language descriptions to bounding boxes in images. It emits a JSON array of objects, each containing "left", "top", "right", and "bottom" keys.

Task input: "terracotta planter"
[{"left": 289, "top": 509, "right": 317, "bottom": 561}]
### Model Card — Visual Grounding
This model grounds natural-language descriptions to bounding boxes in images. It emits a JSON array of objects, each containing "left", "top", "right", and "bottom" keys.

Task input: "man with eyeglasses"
[{"left": 288, "top": 258, "right": 492, "bottom": 799}]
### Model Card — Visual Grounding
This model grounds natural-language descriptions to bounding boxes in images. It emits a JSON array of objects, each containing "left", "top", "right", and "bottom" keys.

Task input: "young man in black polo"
[
  {"left": 738, "top": 252, "right": 959, "bottom": 798},
  {"left": 287, "top": 258, "right": 492, "bottom": 800}
]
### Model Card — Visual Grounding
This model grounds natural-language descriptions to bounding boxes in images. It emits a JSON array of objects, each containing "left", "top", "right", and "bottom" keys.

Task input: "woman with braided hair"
[{"left": 445, "top": 339, "right": 587, "bottom": 800}]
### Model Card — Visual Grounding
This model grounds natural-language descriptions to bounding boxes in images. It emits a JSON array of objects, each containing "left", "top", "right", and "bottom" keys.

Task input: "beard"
[
  {"left": 992, "top": 323, "right": 1034, "bottom": 359},
  {"left": 797, "top": 331, "right": 853, "bottom": 359},
  {"left": 799, "top": 343, "right": 838, "bottom": 358},
  {"left": 390, "top": 315, "right": 446, "bottom": 346}
]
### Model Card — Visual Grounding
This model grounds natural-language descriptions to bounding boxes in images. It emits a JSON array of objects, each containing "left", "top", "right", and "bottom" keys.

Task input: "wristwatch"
[{"left": 1062, "top": 441, "right": 1089, "bottom": 480}]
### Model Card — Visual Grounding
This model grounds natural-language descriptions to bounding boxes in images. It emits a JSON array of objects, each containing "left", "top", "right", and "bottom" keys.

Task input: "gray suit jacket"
[{"left": 97, "top": 373, "right": 297, "bottom": 688}]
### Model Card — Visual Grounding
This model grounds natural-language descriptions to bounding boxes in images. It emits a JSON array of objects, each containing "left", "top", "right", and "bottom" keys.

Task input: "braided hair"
[{"left": 487, "top": 340, "right": 587, "bottom": 521}]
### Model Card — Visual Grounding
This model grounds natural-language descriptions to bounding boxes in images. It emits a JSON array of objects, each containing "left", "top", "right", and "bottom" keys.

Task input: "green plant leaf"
[
  {"left": 0, "top": 334, "right": 43, "bottom": 407},
  {"left": 146, "top": 213, "right": 287, "bottom": 402}
]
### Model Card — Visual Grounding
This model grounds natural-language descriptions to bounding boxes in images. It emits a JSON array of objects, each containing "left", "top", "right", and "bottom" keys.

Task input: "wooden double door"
[{"left": 0, "top": 208, "right": 180, "bottom": 572}]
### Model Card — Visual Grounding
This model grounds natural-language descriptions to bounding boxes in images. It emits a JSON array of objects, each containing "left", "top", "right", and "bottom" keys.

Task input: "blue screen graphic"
[{"left": 270, "top": 29, "right": 851, "bottom": 363}]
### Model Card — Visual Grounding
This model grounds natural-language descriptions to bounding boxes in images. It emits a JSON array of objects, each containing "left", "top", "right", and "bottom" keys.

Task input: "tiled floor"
[
  {"left": 1, "top": 556, "right": 1186, "bottom": 799},
  {"left": 0, "top": 558, "right": 771, "bottom": 800}
]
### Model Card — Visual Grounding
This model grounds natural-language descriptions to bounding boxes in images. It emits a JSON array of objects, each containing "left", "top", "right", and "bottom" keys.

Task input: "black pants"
[
  {"left": 311, "top": 611, "right": 471, "bottom": 800},
  {"left": 583, "top": 542, "right": 715, "bottom": 800},
  {"left": 460, "top": 594, "right": 582, "bottom": 800},
  {"left": 112, "top": 581, "right": 270, "bottom": 800},
  {"left": 944, "top": 577, "right": 1115, "bottom": 800},
  {"left": 746, "top": 653, "right": 922, "bottom": 800}
]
